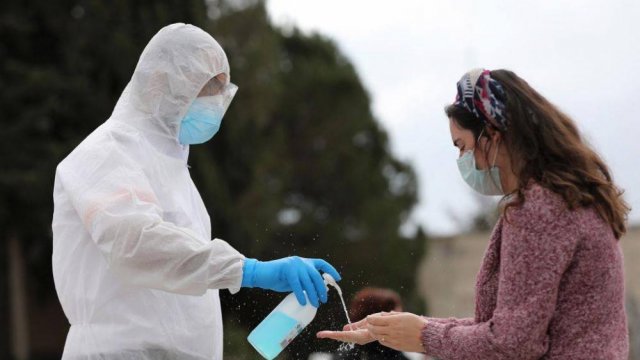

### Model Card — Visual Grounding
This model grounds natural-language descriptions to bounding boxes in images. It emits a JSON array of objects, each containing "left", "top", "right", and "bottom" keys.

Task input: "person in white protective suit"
[{"left": 52, "top": 23, "right": 341, "bottom": 359}]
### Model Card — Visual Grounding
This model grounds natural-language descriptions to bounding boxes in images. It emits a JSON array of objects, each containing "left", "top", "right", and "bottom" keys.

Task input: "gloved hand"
[{"left": 241, "top": 256, "right": 341, "bottom": 308}]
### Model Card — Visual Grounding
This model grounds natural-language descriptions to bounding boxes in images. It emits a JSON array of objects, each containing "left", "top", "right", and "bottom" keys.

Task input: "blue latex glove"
[{"left": 241, "top": 256, "right": 341, "bottom": 308}]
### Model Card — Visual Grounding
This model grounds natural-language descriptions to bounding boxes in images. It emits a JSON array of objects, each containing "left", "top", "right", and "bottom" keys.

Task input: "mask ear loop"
[
  {"left": 490, "top": 138, "right": 500, "bottom": 167},
  {"left": 476, "top": 125, "right": 501, "bottom": 190},
  {"left": 472, "top": 128, "right": 485, "bottom": 153},
  {"left": 478, "top": 126, "right": 499, "bottom": 168},
  {"left": 488, "top": 134, "right": 502, "bottom": 191}
]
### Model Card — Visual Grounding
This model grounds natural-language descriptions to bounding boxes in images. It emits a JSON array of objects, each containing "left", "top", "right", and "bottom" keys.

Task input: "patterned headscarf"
[{"left": 453, "top": 69, "right": 508, "bottom": 131}]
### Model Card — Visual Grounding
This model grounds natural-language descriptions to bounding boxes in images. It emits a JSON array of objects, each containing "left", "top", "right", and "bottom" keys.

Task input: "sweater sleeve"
[
  {"left": 421, "top": 186, "right": 580, "bottom": 359},
  {"left": 423, "top": 317, "right": 475, "bottom": 326}
]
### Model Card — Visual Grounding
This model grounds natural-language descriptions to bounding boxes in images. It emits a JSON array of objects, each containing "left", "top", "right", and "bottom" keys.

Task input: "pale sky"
[{"left": 266, "top": 0, "right": 640, "bottom": 236}]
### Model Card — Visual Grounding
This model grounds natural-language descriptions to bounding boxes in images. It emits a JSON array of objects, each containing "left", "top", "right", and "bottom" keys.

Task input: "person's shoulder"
[
  {"left": 56, "top": 122, "right": 132, "bottom": 181},
  {"left": 505, "top": 182, "right": 569, "bottom": 223},
  {"left": 501, "top": 182, "right": 583, "bottom": 243},
  {"left": 522, "top": 182, "right": 566, "bottom": 209},
  {"left": 58, "top": 125, "right": 105, "bottom": 164}
]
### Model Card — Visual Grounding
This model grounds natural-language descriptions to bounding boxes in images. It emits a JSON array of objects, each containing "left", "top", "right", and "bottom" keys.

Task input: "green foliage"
[{"left": 0, "top": 0, "right": 427, "bottom": 357}]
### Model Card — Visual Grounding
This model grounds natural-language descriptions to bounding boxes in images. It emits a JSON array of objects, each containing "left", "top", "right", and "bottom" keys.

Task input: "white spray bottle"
[{"left": 247, "top": 273, "right": 339, "bottom": 360}]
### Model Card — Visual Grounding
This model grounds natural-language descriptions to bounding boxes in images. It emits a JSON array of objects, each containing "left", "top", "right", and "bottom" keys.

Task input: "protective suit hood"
[{"left": 112, "top": 23, "right": 230, "bottom": 142}]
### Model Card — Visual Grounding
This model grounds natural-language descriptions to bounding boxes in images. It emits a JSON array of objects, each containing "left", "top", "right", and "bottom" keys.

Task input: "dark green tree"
[{"left": 0, "top": 0, "right": 426, "bottom": 358}]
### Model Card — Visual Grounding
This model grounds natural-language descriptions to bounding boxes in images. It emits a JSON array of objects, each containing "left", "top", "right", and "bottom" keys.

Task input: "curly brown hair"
[{"left": 445, "top": 69, "right": 630, "bottom": 239}]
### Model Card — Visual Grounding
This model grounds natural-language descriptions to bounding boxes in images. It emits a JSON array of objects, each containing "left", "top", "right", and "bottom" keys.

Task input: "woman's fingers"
[
  {"left": 367, "top": 312, "right": 428, "bottom": 353},
  {"left": 366, "top": 313, "right": 394, "bottom": 340},
  {"left": 367, "top": 324, "right": 392, "bottom": 339},
  {"left": 342, "top": 318, "right": 367, "bottom": 331},
  {"left": 366, "top": 313, "right": 391, "bottom": 326},
  {"left": 316, "top": 329, "right": 374, "bottom": 345}
]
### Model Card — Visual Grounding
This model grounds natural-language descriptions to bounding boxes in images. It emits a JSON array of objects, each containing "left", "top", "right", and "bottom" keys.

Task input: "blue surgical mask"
[
  {"left": 456, "top": 134, "right": 504, "bottom": 196},
  {"left": 178, "top": 95, "right": 225, "bottom": 145}
]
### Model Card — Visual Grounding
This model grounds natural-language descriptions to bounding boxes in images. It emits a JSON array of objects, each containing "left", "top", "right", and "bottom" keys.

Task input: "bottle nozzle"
[{"left": 322, "top": 273, "right": 342, "bottom": 296}]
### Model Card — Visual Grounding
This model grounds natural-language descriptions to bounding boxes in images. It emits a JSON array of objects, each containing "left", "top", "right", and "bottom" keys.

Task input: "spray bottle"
[{"left": 247, "top": 273, "right": 339, "bottom": 359}]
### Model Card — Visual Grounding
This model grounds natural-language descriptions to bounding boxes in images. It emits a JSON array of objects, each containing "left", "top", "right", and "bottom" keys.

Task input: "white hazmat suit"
[{"left": 52, "top": 23, "right": 244, "bottom": 359}]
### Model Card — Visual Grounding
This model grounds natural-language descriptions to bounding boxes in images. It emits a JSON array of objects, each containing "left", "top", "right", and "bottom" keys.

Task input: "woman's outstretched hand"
[
  {"left": 366, "top": 312, "right": 428, "bottom": 353},
  {"left": 317, "top": 312, "right": 428, "bottom": 353},
  {"left": 316, "top": 318, "right": 375, "bottom": 345}
]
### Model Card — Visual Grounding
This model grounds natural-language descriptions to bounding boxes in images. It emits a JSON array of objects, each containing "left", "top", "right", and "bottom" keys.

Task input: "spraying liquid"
[
  {"left": 322, "top": 274, "right": 355, "bottom": 352},
  {"left": 322, "top": 274, "right": 351, "bottom": 325}
]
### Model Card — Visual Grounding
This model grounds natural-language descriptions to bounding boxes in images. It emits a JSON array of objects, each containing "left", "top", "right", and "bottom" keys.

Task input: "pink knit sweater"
[{"left": 421, "top": 183, "right": 628, "bottom": 359}]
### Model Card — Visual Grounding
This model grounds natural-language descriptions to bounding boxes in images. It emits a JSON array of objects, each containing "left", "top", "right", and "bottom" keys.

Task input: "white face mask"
[{"left": 456, "top": 132, "right": 504, "bottom": 196}]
